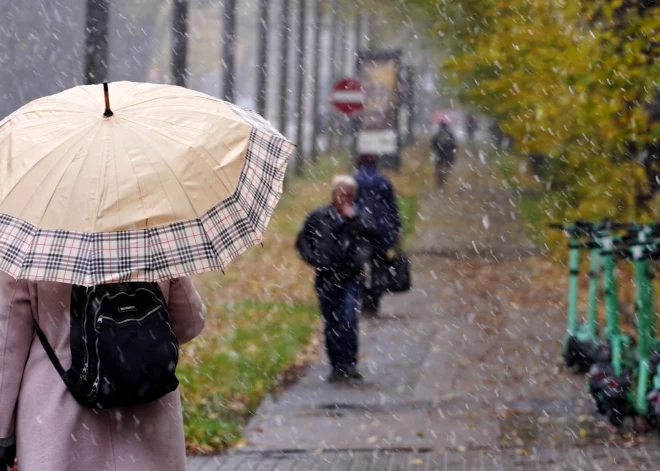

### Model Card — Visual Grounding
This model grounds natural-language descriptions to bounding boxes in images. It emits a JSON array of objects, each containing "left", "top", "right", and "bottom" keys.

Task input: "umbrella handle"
[{"left": 103, "top": 82, "right": 114, "bottom": 118}]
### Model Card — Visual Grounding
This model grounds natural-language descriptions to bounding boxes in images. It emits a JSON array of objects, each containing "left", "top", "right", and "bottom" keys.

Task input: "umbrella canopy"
[{"left": 0, "top": 81, "right": 293, "bottom": 286}]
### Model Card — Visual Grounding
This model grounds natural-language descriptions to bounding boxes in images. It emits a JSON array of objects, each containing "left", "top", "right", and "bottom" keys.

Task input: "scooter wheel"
[
  {"left": 608, "top": 409, "right": 624, "bottom": 428},
  {"left": 563, "top": 353, "right": 575, "bottom": 369},
  {"left": 596, "top": 400, "right": 606, "bottom": 415}
]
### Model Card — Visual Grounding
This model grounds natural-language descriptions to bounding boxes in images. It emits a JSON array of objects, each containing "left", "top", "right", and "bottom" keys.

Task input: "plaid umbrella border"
[{"left": 0, "top": 112, "right": 292, "bottom": 286}]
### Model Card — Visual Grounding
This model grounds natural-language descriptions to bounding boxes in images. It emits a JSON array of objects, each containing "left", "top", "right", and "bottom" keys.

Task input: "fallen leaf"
[
  {"left": 234, "top": 438, "right": 247, "bottom": 449},
  {"left": 577, "top": 415, "right": 592, "bottom": 423},
  {"left": 410, "top": 458, "right": 423, "bottom": 466},
  {"left": 368, "top": 436, "right": 378, "bottom": 444}
]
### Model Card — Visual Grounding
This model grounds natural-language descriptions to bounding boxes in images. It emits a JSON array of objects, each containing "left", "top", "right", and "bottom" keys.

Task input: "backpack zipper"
[
  {"left": 90, "top": 305, "right": 163, "bottom": 399},
  {"left": 95, "top": 305, "right": 161, "bottom": 330},
  {"left": 79, "top": 287, "right": 93, "bottom": 386}
]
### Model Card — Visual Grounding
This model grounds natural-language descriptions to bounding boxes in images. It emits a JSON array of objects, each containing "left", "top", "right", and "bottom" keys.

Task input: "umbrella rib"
[
  {"left": 115, "top": 115, "right": 236, "bottom": 196},
  {"left": 59, "top": 121, "right": 107, "bottom": 232},
  {"left": 115, "top": 88, "right": 213, "bottom": 112},
  {"left": 77, "top": 87, "right": 108, "bottom": 112},
  {"left": 114, "top": 124, "right": 187, "bottom": 225},
  {"left": 115, "top": 95, "right": 185, "bottom": 112},
  {"left": 110, "top": 125, "right": 150, "bottom": 227},
  {"left": 119, "top": 118, "right": 237, "bottom": 220},
  {"left": 0, "top": 117, "right": 90, "bottom": 145},
  {"left": 125, "top": 104, "right": 244, "bottom": 123},
  {"left": 1, "top": 123, "right": 97, "bottom": 207},
  {"left": 8, "top": 123, "right": 100, "bottom": 227},
  {"left": 112, "top": 81, "right": 142, "bottom": 110},
  {"left": 117, "top": 113, "right": 234, "bottom": 139}
]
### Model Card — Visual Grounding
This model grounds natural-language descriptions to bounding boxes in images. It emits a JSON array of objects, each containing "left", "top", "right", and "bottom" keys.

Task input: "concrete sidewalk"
[{"left": 189, "top": 146, "right": 660, "bottom": 470}]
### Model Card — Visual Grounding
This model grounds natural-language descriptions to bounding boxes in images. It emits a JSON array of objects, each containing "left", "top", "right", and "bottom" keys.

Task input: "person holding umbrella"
[
  {"left": 0, "top": 82, "right": 293, "bottom": 470},
  {"left": 431, "top": 120, "right": 457, "bottom": 187}
]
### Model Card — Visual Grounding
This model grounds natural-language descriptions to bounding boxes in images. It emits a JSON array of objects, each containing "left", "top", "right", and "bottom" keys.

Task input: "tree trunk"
[
  {"left": 354, "top": 9, "right": 362, "bottom": 68},
  {"left": 256, "top": 0, "right": 269, "bottom": 116},
  {"left": 338, "top": 17, "right": 347, "bottom": 77},
  {"left": 310, "top": 0, "right": 323, "bottom": 163},
  {"left": 328, "top": 0, "right": 338, "bottom": 78},
  {"left": 171, "top": 0, "right": 189, "bottom": 88},
  {"left": 84, "top": 0, "right": 111, "bottom": 84},
  {"left": 327, "top": 0, "right": 339, "bottom": 150},
  {"left": 278, "top": 0, "right": 291, "bottom": 134},
  {"left": 221, "top": 0, "right": 237, "bottom": 102},
  {"left": 294, "top": 0, "right": 307, "bottom": 176},
  {"left": 350, "top": 9, "right": 362, "bottom": 159}
]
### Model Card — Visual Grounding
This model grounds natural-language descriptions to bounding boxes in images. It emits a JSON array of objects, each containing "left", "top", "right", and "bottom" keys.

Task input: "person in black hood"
[
  {"left": 296, "top": 175, "right": 381, "bottom": 382},
  {"left": 431, "top": 121, "right": 457, "bottom": 187}
]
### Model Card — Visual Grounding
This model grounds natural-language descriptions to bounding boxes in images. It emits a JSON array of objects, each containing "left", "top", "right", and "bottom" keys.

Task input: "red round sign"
[{"left": 330, "top": 78, "right": 365, "bottom": 115}]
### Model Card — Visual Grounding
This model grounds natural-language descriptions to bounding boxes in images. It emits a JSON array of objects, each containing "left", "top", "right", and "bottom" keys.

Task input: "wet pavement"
[{"left": 189, "top": 144, "right": 660, "bottom": 469}]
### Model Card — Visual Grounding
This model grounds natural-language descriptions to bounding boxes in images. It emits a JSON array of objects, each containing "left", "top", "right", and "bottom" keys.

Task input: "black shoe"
[
  {"left": 328, "top": 370, "right": 348, "bottom": 383},
  {"left": 346, "top": 366, "right": 364, "bottom": 380}
]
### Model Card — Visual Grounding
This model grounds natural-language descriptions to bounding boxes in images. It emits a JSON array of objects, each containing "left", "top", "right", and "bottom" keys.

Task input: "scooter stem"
[
  {"left": 566, "top": 240, "right": 580, "bottom": 339},
  {"left": 586, "top": 246, "right": 601, "bottom": 343}
]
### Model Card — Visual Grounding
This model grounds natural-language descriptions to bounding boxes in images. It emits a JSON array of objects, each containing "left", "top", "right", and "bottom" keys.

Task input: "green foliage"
[
  {"left": 398, "top": 194, "right": 418, "bottom": 245},
  {"left": 179, "top": 301, "right": 317, "bottom": 453}
]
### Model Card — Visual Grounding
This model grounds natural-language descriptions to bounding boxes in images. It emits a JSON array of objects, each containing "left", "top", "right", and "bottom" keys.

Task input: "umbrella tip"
[{"left": 103, "top": 82, "right": 114, "bottom": 118}]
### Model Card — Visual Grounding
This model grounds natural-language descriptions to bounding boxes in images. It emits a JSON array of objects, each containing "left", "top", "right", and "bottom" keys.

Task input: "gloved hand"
[{"left": 0, "top": 444, "right": 16, "bottom": 470}]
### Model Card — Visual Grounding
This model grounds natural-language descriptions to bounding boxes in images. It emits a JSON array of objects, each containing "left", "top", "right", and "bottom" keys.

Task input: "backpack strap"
[{"left": 33, "top": 322, "right": 67, "bottom": 380}]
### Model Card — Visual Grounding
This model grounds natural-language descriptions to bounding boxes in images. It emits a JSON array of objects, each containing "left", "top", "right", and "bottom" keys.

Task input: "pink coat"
[{"left": 0, "top": 272, "right": 206, "bottom": 471}]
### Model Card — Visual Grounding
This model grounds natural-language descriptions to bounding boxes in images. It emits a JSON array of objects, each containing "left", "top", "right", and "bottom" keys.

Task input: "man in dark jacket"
[
  {"left": 354, "top": 154, "right": 402, "bottom": 316},
  {"left": 296, "top": 176, "right": 380, "bottom": 382}
]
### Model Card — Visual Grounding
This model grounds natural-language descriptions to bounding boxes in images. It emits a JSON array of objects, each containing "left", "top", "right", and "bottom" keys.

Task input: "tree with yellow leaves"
[{"left": 408, "top": 0, "right": 660, "bottom": 243}]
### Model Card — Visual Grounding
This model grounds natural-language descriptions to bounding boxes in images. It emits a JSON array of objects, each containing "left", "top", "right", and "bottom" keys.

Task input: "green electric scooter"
[
  {"left": 551, "top": 221, "right": 615, "bottom": 372},
  {"left": 599, "top": 226, "right": 660, "bottom": 427},
  {"left": 589, "top": 225, "right": 658, "bottom": 424}
]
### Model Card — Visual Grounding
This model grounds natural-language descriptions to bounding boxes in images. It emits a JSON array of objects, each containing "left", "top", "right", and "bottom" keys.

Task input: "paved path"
[{"left": 189, "top": 145, "right": 660, "bottom": 470}]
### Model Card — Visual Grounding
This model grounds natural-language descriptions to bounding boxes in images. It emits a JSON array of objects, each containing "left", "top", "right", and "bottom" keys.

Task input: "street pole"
[
  {"left": 310, "top": 0, "right": 322, "bottom": 164},
  {"left": 294, "top": 0, "right": 306, "bottom": 177},
  {"left": 221, "top": 0, "right": 237, "bottom": 102},
  {"left": 339, "top": 16, "right": 348, "bottom": 76},
  {"left": 328, "top": 0, "right": 337, "bottom": 78},
  {"left": 364, "top": 10, "right": 372, "bottom": 48},
  {"left": 256, "top": 0, "right": 269, "bottom": 116},
  {"left": 351, "top": 9, "right": 362, "bottom": 163},
  {"left": 354, "top": 9, "right": 362, "bottom": 65},
  {"left": 84, "top": 0, "right": 110, "bottom": 84},
  {"left": 337, "top": 15, "right": 348, "bottom": 148},
  {"left": 278, "top": 0, "right": 290, "bottom": 134},
  {"left": 171, "top": 0, "right": 189, "bottom": 88},
  {"left": 328, "top": 0, "right": 338, "bottom": 150}
]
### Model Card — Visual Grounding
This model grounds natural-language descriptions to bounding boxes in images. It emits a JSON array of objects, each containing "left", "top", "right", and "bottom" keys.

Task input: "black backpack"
[{"left": 34, "top": 282, "right": 180, "bottom": 409}]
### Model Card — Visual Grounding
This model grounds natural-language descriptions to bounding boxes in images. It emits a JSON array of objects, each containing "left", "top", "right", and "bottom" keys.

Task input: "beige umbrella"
[{"left": 0, "top": 81, "right": 293, "bottom": 285}]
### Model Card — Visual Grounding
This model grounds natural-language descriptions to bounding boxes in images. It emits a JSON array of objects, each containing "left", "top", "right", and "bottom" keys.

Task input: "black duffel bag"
[{"left": 386, "top": 248, "right": 412, "bottom": 293}]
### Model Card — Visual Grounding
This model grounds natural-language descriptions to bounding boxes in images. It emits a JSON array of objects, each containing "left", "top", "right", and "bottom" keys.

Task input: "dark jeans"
[
  {"left": 316, "top": 275, "right": 363, "bottom": 373},
  {"left": 363, "top": 248, "right": 389, "bottom": 314},
  {"left": 434, "top": 151, "right": 454, "bottom": 187}
]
